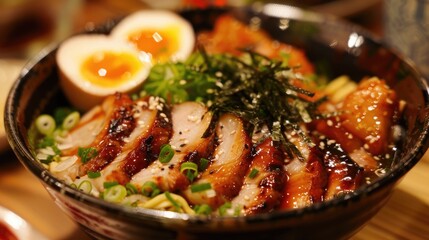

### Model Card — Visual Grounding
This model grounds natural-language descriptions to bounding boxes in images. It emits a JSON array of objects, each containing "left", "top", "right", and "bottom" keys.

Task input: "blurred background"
[{"left": 0, "top": 0, "right": 428, "bottom": 239}]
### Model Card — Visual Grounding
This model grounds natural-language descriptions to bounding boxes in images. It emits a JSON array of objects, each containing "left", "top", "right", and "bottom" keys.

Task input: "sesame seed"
[
  {"left": 187, "top": 114, "right": 199, "bottom": 122},
  {"left": 327, "top": 120, "right": 333, "bottom": 126}
]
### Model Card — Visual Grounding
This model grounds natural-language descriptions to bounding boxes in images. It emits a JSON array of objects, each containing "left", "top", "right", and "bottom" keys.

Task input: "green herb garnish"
[
  {"left": 159, "top": 144, "right": 174, "bottom": 163},
  {"left": 78, "top": 147, "right": 98, "bottom": 163},
  {"left": 248, "top": 168, "right": 259, "bottom": 179},
  {"left": 190, "top": 182, "right": 212, "bottom": 193},
  {"left": 87, "top": 171, "right": 101, "bottom": 179}
]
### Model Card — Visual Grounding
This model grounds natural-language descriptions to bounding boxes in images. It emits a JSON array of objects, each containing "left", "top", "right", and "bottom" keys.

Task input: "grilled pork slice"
[
  {"left": 229, "top": 137, "right": 286, "bottom": 215},
  {"left": 339, "top": 77, "right": 399, "bottom": 156},
  {"left": 131, "top": 102, "right": 214, "bottom": 192},
  {"left": 59, "top": 105, "right": 105, "bottom": 156},
  {"left": 183, "top": 113, "right": 252, "bottom": 208},
  {"left": 77, "top": 97, "right": 173, "bottom": 191},
  {"left": 311, "top": 118, "right": 378, "bottom": 170},
  {"left": 51, "top": 93, "right": 134, "bottom": 181},
  {"left": 78, "top": 93, "right": 136, "bottom": 175},
  {"left": 280, "top": 129, "right": 328, "bottom": 209},
  {"left": 319, "top": 141, "right": 364, "bottom": 200}
]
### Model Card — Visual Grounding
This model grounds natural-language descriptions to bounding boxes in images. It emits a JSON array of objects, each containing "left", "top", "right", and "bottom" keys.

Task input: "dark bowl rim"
[{"left": 5, "top": 3, "right": 429, "bottom": 227}]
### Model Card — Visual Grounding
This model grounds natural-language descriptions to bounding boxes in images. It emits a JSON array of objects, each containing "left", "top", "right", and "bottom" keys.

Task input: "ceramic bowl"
[{"left": 5, "top": 4, "right": 429, "bottom": 240}]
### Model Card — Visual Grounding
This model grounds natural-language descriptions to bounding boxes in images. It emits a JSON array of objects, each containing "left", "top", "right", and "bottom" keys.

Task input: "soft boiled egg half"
[
  {"left": 110, "top": 10, "right": 195, "bottom": 63},
  {"left": 57, "top": 34, "right": 152, "bottom": 110}
]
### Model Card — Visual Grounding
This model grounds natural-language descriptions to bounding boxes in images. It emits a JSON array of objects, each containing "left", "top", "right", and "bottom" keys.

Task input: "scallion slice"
[
  {"left": 78, "top": 180, "right": 92, "bottom": 194},
  {"left": 159, "top": 144, "right": 174, "bottom": 163},
  {"left": 248, "top": 168, "right": 259, "bottom": 179},
  {"left": 199, "top": 158, "right": 209, "bottom": 171},
  {"left": 164, "top": 191, "right": 181, "bottom": 210},
  {"left": 78, "top": 147, "right": 98, "bottom": 163},
  {"left": 218, "top": 202, "right": 232, "bottom": 216},
  {"left": 87, "top": 171, "right": 101, "bottom": 179},
  {"left": 103, "top": 185, "right": 127, "bottom": 203},
  {"left": 180, "top": 162, "right": 198, "bottom": 182},
  {"left": 125, "top": 183, "right": 138, "bottom": 195},
  {"left": 62, "top": 111, "right": 80, "bottom": 130},
  {"left": 141, "top": 181, "right": 161, "bottom": 198},
  {"left": 194, "top": 204, "right": 212, "bottom": 215},
  {"left": 190, "top": 182, "right": 212, "bottom": 193},
  {"left": 103, "top": 181, "right": 119, "bottom": 189},
  {"left": 35, "top": 114, "right": 56, "bottom": 135}
]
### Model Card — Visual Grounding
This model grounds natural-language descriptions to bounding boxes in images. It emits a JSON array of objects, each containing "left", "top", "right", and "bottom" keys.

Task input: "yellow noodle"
[
  {"left": 324, "top": 75, "right": 357, "bottom": 102},
  {"left": 324, "top": 75, "right": 350, "bottom": 95},
  {"left": 139, "top": 192, "right": 195, "bottom": 214},
  {"left": 331, "top": 81, "right": 357, "bottom": 102}
]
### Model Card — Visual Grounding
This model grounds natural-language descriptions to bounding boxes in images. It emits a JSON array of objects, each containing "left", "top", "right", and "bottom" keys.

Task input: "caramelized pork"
[
  {"left": 183, "top": 113, "right": 252, "bottom": 208},
  {"left": 281, "top": 130, "right": 328, "bottom": 209},
  {"left": 339, "top": 77, "right": 399, "bottom": 156},
  {"left": 197, "top": 15, "right": 314, "bottom": 75},
  {"left": 79, "top": 93, "right": 136, "bottom": 175},
  {"left": 230, "top": 137, "right": 286, "bottom": 215},
  {"left": 319, "top": 141, "right": 364, "bottom": 200},
  {"left": 79, "top": 97, "right": 173, "bottom": 190},
  {"left": 131, "top": 102, "right": 215, "bottom": 192},
  {"left": 51, "top": 93, "right": 134, "bottom": 180}
]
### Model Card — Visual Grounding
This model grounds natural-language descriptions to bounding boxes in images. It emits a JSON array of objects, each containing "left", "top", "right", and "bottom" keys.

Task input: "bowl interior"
[{"left": 5, "top": 3, "right": 429, "bottom": 237}]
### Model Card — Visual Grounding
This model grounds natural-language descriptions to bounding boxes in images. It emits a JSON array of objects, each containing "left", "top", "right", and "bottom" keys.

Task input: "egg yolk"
[
  {"left": 128, "top": 26, "right": 179, "bottom": 62},
  {"left": 81, "top": 51, "right": 143, "bottom": 87}
]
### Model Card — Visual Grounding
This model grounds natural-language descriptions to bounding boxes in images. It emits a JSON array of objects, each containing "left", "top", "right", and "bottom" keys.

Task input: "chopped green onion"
[
  {"left": 78, "top": 180, "right": 92, "bottom": 194},
  {"left": 103, "top": 181, "right": 119, "bottom": 189},
  {"left": 180, "top": 162, "right": 198, "bottom": 182},
  {"left": 103, "top": 185, "right": 127, "bottom": 203},
  {"left": 54, "top": 107, "right": 73, "bottom": 125},
  {"left": 62, "top": 111, "right": 80, "bottom": 130},
  {"left": 164, "top": 191, "right": 181, "bottom": 211},
  {"left": 199, "top": 158, "right": 209, "bottom": 171},
  {"left": 78, "top": 147, "right": 98, "bottom": 163},
  {"left": 218, "top": 202, "right": 232, "bottom": 216},
  {"left": 141, "top": 181, "right": 161, "bottom": 198},
  {"left": 125, "top": 183, "right": 138, "bottom": 195},
  {"left": 248, "top": 168, "right": 259, "bottom": 179},
  {"left": 87, "top": 171, "right": 101, "bottom": 179},
  {"left": 70, "top": 183, "right": 77, "bottom": 189},
  {"left": 37, "top": 136, "right": 55, "bottom": 148},
  {"left": 35, "top": 114, "right": 56, "bottom": 135},
  {"left": 159, "top": 144, "right": 174, "bottom": 163},
  {"left": 190, "top": 182, "right": 212, "bottom": 193},
  {"left": 194, "top": 204, "right": 212, "bottom": 215}
]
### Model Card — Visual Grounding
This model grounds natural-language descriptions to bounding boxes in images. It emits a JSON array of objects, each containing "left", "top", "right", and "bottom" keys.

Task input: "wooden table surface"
[{"left": 1, "top": 1, "right": 428, "bottom": 239}]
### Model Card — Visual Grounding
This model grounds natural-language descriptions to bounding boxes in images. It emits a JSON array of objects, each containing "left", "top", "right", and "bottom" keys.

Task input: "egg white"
[
  {"left": 56, "top": 34, "right": 151, "bottom": 110},
  {"left": 110, "top": 10, "right": 195, "bottom": 62}
]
